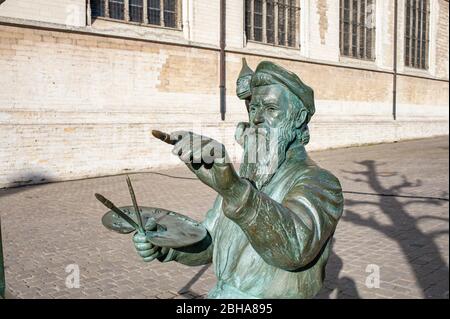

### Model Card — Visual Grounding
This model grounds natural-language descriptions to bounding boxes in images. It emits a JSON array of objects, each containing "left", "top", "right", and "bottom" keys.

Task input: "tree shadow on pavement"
[{"left": 342, "top": 160, "right": 449, "bottom": 298}]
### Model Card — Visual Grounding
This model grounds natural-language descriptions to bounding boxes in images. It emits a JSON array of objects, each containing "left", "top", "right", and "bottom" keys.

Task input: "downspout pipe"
[
  {"left": 220, "top": 0, "right": 226, "bottom": 121},
  {"left": 393, "top": 0, "right": 398, "bottom": 120}
]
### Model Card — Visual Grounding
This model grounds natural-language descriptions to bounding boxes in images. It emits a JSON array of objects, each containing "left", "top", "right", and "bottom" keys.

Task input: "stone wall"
[
  {"left": 0, "top": 0, "right": 448, "bottom": 188},
  {"left": 0, "top": 0, "right": 85, "bottom": 26}
]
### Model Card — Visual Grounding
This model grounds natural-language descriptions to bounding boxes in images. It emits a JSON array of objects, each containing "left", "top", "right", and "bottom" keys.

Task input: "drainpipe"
[
  {"left": 393, "top": 0, "right": 398, "bottom": 120},
  {"left": 220, "top": 0, "right": 226, "bottom": 121}
]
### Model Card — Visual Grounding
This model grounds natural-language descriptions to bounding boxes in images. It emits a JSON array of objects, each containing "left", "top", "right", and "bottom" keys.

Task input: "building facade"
[{"left": 0, "top": 0, "right": 448, "bottom": 188}]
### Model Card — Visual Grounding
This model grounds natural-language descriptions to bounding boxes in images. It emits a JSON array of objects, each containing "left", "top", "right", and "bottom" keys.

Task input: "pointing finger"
[
  {"left": 171, "top": 135, "right": 193, "bottom": 157},
  {"left": 152, "top": 130, "right": 179, "bottom": 145}
]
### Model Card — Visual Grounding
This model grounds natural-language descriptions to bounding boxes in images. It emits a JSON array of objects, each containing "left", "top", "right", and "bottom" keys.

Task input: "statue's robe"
[{"left": 161, "top": 143, "right": 344, "bottom": 299}]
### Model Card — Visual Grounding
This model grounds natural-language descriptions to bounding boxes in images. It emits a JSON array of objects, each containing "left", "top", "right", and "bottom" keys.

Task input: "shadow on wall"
[
  {"left": 1, "top": 170, "right": 56, "bottom": 190},
  {"left": 343, "top": 160, "right": 449, "bottom": 298}
]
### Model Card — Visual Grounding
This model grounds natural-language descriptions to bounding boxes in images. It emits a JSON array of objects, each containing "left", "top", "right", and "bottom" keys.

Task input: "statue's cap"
[
  {"left": 236, "top": 58, "right": 254, "bottom": 100},
  {"left": 238, "top": 58, "right": 254, "bottom": 79},
  {"left": 251, "top": 61, "right": 315, "bottom": 117}
]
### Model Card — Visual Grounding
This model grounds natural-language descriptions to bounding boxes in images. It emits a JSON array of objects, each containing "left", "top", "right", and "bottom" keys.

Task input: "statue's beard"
[{"left": 239, "top": 124, "right": 296, "bottom": 190}]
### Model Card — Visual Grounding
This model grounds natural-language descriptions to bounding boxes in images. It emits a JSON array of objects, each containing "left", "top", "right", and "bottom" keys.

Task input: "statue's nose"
[{"left": 252, "top": 113, "right": 265, "bottom": 126}]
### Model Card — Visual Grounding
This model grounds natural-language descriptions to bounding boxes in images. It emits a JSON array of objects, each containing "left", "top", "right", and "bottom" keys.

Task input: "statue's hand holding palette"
[{"left": 96, "top": 177, "right": 207, "bottom": 249}]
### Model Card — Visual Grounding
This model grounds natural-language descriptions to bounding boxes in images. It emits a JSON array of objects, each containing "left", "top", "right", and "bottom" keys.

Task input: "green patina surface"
[{"left": 105, "top": 60, "right": 343, "bottom": 299}]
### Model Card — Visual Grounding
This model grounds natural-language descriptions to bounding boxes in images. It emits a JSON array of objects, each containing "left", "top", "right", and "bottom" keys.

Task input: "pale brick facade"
[{"left": 0, "top": 0, "right": 448, "bottom": 187}]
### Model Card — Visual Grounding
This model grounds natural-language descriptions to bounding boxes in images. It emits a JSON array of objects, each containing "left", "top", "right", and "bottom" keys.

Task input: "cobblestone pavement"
[{"left": 0, "top": 136, "right": 448, "bottom": 299}]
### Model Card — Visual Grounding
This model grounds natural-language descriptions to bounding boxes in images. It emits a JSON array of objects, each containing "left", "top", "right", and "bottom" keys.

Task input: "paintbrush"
[
  {"left": 125, "top": 175, "right": 145, "bottom": 232},
  {"left": 95, "top": 193, "right": 144, "bottom": 233}
]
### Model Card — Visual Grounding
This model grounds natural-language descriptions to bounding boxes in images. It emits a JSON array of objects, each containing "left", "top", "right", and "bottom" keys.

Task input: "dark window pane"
[
  {"left": 244, "top": 0, "right": 300, "bottom": 47},
  {"left": 266, "top": 1, "right": 274, "bottom": 44},
  {"left": 164, "top": 12, "right": 176, "bottom": 28},
  {"left": 245, "top": 0, "right": 252, "bottom": 40},
  {"left": 343, "top": 0, "right": 350, "bottom": 56},
  {"left": 359, "top": 0, "right": 366, "bottom": 58},
  {"left": 340, "top": 0, "right": 375, "bottom": 60},
  {"left": 91, "top": 0, "right": 105, "bottom": 17},
  {"left": 278, "top": 0, "right": 286, "bottom": 45},
  {"left": 351, "top": 0, "right": 357, "bottom": 57},
  {"left": 404, "top": 0, "right": 429, "bottom": 69},
  {"left": 254, "top": 0, "right": 263, "bottom": 41},
  {"left": 287, "top": 0, "right": 296, "bottom": 47},
  {"left": 344, "top": 0, "right": 350, "bottom": 14},
  {"left": 109, "top": 0, "right": 124, "bottom": 20},
  {"left": 366, "top": 27, "right": 372, "bottom": 59},
  {"left": 164, "top": 0, "right": 177, "bottom": 28},
  {"left": 422, "top": 0, "right": 428, "bottom": 68},
  {"left": 411, "top": 0, "right": 416, "bottom": 66},
  {"left": 340, "top": 0, "right": 342, "bottom": 53},
  {"left": 405, "top": 0, "right": 411, "bottom": 65},
  {"left": 165, "top": 0, "right": 176, "bottom": 11},
  {"left": 416, "top": 0, "right": 423, "bottom": 68},
  {"left": 148, "top": 0, "right": 161, "bottom": 25},
  {"left": 130, "top": 0, "right": 143, "bottom": 22}
]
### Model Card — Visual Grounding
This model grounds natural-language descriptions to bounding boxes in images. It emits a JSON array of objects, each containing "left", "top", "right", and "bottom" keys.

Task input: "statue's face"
[
  {"left": 248, "top": 84, "right": 291, "bottom": 129},
  {"left": 240, "top": 84, "right": 298, "bottom": 189}
]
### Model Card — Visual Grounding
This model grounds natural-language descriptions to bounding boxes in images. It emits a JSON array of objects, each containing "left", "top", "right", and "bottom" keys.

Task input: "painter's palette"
[{"left": 102, "top": 206, "right": 207, "bottom": 248}]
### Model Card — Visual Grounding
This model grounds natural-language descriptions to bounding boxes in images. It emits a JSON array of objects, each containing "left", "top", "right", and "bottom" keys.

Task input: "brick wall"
[
  {"left": 0, "top": 1, "right": 448, "bottom": 188},
  {"left": 0, "top": 25, "right": 240, "bottom": 187}
]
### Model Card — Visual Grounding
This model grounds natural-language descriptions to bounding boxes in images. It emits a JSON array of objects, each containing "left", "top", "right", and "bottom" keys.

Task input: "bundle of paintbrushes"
[
  {"left": 95, "top": 176, "right": 156, "bottom": 234},
  {"left": 95, "top": 176, "right": 207, "bottom": 248}
]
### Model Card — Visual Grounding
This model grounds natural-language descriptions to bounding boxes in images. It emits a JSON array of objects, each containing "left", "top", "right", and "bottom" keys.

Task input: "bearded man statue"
[{"left": 133, "top": 61, "right": 344, "bottom": 299}]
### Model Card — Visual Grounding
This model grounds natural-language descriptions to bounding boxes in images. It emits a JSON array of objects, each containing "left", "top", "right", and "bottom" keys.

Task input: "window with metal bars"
[
  {"left": 245, "top": 0, "right": 300, "bottom": 48},
  {"left": 404, "top": 0, "right": 430, "bottom": 69},
  {"left": 129, "top": 0, "right": 143, "bottom": 22},
  {"left": 339, "top": 0, "right": 376, "bottom": 60},
  {"left": 90, "top": 0, "right": 180, "bottom": 29}
]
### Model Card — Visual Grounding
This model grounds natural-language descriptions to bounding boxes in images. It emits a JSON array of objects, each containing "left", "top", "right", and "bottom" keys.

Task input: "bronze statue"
[{"left": 99, "top": 60, "right": 343, "bottom": 299}]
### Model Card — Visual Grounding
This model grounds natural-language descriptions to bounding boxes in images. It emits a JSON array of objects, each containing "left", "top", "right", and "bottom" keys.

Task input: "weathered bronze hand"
[
  {"left": 152, "top": 130, "right": 245, "bottom": 197},
  {"left": 132, "top": 218, "right": 170, "bottom": 262}
]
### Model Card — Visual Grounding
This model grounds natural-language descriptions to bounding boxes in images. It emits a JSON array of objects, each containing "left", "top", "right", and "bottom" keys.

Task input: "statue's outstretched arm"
[{"left": 222, "top": 175, "right": 343, "bottom": 271}]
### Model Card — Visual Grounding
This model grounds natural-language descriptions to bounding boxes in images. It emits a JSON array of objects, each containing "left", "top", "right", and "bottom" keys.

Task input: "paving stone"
[{"left": 0, "top": 136, "right": 448, "bottom": 299}]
